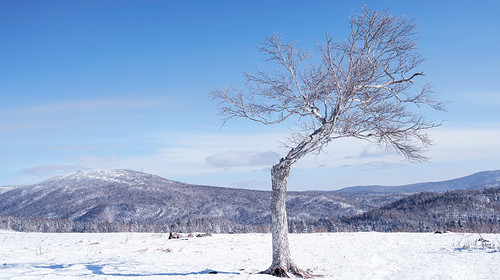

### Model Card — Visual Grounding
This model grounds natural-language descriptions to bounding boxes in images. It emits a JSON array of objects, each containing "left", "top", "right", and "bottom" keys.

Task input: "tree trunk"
[{"left": 261, "top": 161, "right": 311, "bottom": 278}]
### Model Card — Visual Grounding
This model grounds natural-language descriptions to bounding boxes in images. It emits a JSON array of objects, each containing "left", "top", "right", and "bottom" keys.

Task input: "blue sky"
[{"left": 1, "top": 0, "right": 499, "bottom": 190}]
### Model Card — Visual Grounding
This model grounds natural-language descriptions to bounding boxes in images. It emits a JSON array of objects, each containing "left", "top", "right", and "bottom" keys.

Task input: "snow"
[
  {"left": 39, "top": 170, "right": 140, "bottom": 187},
  {"left": 0, "top": 231, "right": 499, "bottom": 279}
]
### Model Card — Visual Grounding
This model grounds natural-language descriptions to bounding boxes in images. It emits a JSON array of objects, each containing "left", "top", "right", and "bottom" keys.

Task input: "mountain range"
[
  {"left": 0, "top": 169, "right": 399, "bottom": 225},
  {"left": 333, "top": 170, "right": 500, "bottom": 194},
  {"left": 0, "top": 169, "right": 499, "bottom": 233}
]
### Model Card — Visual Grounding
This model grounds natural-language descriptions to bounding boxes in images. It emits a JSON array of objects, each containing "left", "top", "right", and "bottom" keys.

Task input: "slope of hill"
[
  {"left": 0, "top": 169, "right": 394, "bottom": 227},
  {"left": 337, "top": 187, "right": 500, "bottom": 232},
  {"left": 334, "top": 170, "right": 500, "bottom": 194},
  {"left": 0, "top": 186, "right": 20, "bottom": 195},
  {"left": 0, "top": 169, "right": 268, "bottom": 225}
]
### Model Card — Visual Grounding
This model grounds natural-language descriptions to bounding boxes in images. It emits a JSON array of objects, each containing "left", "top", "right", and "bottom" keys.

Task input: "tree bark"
[{"left": 261, "top": 161, "right": 311, "bottom": 278}]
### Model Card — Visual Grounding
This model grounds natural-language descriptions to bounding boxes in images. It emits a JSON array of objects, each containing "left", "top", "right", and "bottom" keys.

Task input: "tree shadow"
[
  {"left": 85, "top": 264, "right": 240, "bottom": 276},
  {"left": 32, "top": 263, "right": 240, "bottom": 277}
]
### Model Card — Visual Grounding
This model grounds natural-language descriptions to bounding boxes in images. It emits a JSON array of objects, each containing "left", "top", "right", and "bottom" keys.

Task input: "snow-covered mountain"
[
  {"left": 0, "top": 169, "right": 389, "bottom": 225},
  {"left": 0, "top": 169, "right": 267, "bottom": 224},
  {"left": 0, "top": 169, "right": 499, "bottom": 232},
  {"left": 333, "top": 170, "right": 500, "bottom": 194}
]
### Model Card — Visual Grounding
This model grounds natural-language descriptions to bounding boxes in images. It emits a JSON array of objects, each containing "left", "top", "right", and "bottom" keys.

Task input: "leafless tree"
[{"left": 212, "top": 8, "right": 444, "bottom": 278}]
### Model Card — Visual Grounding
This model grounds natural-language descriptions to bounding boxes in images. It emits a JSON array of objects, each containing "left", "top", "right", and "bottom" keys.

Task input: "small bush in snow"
[{"left": 455, "top": 234, "right": 500, "bottom": 252}]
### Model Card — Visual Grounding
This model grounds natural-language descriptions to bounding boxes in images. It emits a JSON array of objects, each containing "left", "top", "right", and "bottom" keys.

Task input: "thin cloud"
[
  {"left": 0, "top": 96, "right": 173, "bottom": 133},
  {"left": 358, "top": 161, "right": 405, "bottom": 171},
  {"left": 341, "top": 144, "right": 396, "bottom": 160},
  {"left": 359, "top": 145, "right": 394, "bottom": 159},
  {"left": 206, "top": 151, "right": 280, "bottom": 169},
  {"left": 1, "top": 96, "right": 171, "bottom": 116},
  {"left": 19, "top": 164, "right": 82, "bottom": 178},
  {"left": 428, "top": 127, "right": 500, "bottom": 162}
]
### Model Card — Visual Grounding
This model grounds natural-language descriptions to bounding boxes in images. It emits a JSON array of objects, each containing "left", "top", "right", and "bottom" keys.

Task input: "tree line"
[{"left": 2, "top": 188, "right": 499, "bottom": 234}]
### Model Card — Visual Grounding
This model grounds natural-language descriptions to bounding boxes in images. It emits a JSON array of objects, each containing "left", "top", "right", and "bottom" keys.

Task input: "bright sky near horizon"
[{"left": 1, "top": 0, "right": 499, "bottom": 190}]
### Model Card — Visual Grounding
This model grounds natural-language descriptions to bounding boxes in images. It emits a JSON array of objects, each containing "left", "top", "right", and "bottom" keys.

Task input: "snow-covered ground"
[{"left": 1, "top": 230, "right": 499, "bottom": 279}]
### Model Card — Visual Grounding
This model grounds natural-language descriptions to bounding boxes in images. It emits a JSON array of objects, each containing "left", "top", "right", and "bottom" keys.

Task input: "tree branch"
[{"left": 212, "top": 8, "right": 444, "bottom": 164}]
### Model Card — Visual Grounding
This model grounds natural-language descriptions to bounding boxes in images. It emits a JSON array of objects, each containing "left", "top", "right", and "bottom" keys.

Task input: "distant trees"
[
  {"left": 336, "top": 188, "right": 500, "bottom": 233},
  {"left": 213, "top": 8, "right": 444, "bottom": 277},
  {"left": 0, "top": 214, "right": 267, "bottom": 234},
  {"left": 1, "top": 188, "right": 499, "bottom": 234}
]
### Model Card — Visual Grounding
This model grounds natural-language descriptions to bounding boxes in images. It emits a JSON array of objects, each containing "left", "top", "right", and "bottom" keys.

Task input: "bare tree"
[{"left": 212, "top": 8, "right": 444, "bottom": 278}]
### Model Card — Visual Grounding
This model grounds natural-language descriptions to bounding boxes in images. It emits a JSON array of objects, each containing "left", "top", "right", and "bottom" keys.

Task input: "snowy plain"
[{"left": 1, "top": 230, "right": 499, "bottom": 279}]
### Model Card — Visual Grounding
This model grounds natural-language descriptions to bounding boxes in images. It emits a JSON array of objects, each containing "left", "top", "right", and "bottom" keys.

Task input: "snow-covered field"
[{"left": 1, "top": 230, "right": 499, "bottom": 279}]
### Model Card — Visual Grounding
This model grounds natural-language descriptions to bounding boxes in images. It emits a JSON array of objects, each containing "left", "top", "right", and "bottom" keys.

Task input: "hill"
[
  {"left": 333, "top": 187, "right": 500, "bottom": 232},
  {"left": 0, "top": 169, "right": 398, "bottom": 228},
  {"left": 333, "top": 170, "right": 500, "bottom": 194},
  {"left": 1, "top": 169, "right": 499, "bottom": 233}
]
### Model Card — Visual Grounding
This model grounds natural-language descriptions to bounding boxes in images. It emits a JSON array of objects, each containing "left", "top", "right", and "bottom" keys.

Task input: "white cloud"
[
  {"left": 358, "top": 161, "right": 406, "bottom": 171},
  {"left": 17, "top": 132, "right": 286, "bottom": 184},
  {"left": 19, "top": 164, "right": 82, "bottom": 178},
  {"left": 1, "top": 96, "right": 171, "bottom": 116},
  {"left": 206, "top": 151, "right": 280, "bottom": 169},
  {"left": 359, "top": 145, "right": 396, "bottom": 159},
  {"left": 13, "top": 124, "right": 500, "bottom": 190},
  {"left": 342, "top": 144, "right": 397, "bottom": 160},
  {"left": 428, "top": 127, "right": 500, "bottom": 161},
  {"left": 0, "top": 96, "right": 173, "bottom": 133}
]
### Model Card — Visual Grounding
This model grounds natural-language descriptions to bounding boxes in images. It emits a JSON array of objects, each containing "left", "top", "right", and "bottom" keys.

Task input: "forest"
[{"left": 2, "top": 187, "right": 498, "bottom": 234}]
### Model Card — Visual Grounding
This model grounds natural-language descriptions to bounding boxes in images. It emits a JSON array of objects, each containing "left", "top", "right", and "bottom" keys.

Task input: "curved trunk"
[{"left": 261, "top": 162, "right": 311, "bottom": 278}]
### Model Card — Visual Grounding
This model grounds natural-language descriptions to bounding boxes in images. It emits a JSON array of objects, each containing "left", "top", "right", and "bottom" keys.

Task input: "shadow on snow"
[
  {"left": 86, "top": 264, "right": 240, "bottom": 276},
  {"left": 26, "top": 263, "right": 240, "bottom": 277}
]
